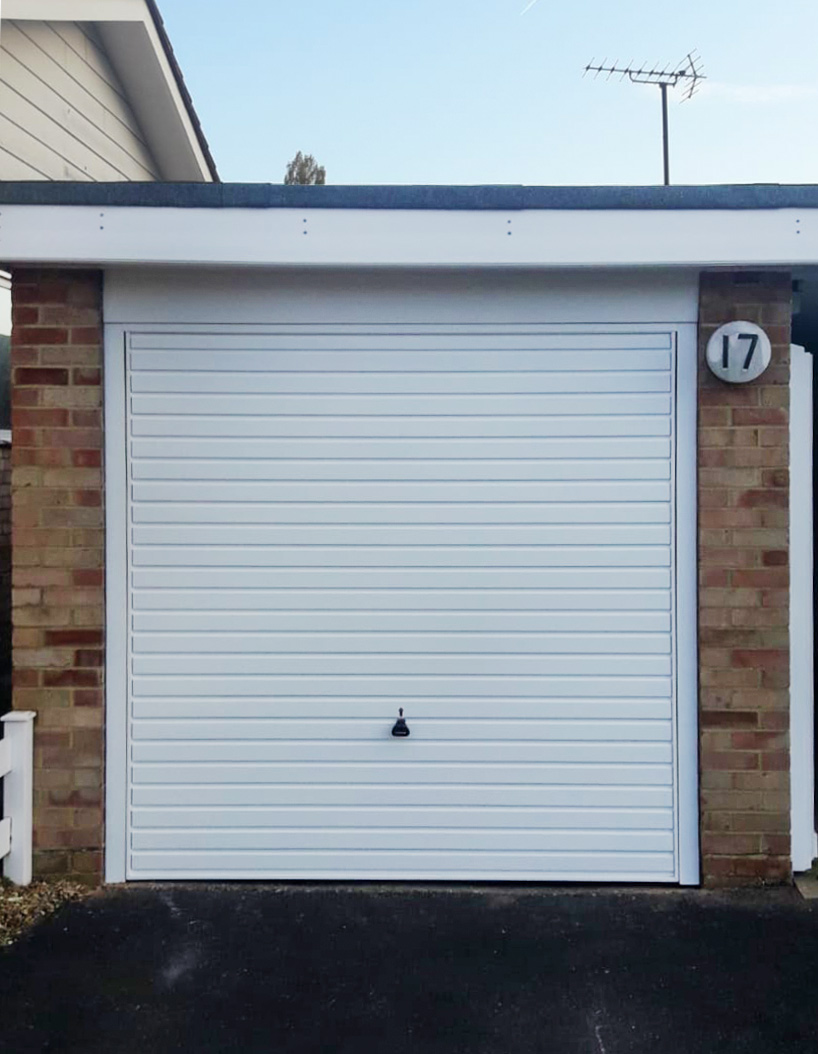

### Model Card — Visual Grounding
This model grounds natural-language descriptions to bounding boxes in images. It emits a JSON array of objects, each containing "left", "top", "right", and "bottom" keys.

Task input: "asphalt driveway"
[{"left": 1, "top": 884, "right": 817, "bottom": 1053}]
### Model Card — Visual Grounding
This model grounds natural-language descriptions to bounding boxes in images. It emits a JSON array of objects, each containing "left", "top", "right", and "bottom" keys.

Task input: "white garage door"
[{"left": 122, "top": 322, "right": 688, "bottom": 881}]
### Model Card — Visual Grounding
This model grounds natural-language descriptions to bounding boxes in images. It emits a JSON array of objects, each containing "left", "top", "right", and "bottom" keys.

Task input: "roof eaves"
[{"left": 144, "top": 0, "right": 220, "bottom": 182}]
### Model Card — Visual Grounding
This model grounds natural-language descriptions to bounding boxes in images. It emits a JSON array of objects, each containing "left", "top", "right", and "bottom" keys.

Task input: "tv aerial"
[{"left": 584, "top": 52, "right": 705, "bottom": 185}]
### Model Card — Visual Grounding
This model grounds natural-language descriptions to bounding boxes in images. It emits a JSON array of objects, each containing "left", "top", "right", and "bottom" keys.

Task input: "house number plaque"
[{"left": 705, "top": 321, "right": 772, "bottom": 384}]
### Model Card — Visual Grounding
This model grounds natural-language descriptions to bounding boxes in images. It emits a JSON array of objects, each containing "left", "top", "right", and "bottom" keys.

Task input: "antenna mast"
[{"left": 584, "top": 52, "right": 705, "bottom": 185}]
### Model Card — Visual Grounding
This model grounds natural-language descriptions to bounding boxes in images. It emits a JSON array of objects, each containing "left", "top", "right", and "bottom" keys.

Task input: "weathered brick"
[
  {"left": 758, "top": 427, "right": 788, "bottom": 447},
  {"left": 700, "top": 668, "right": 761, "bottom": 689},
  {"left": 731, "top": 689, "right": 789, "bottom": 710},
  {"left": 41, "top": 387, "right": 102, "bottom": 410},
  {"left": 74, "top": 689, "right": 103, "bottom": 707},
  {"left": 11, "top": 389, "right": 42, "bottom": 408},
  {"left": 700, "top": 407, "right": 731, "bottom": 427},
  {"left": 700, "top": 770, "right": 733, "bottom": 790},
  {"left": 699, "top": 569, "right": 730, "bottom": 588},
  {"left": 75, "top": 648, "right": 103, "bottom": 668},
  {"left": 701, "top": 790, "right": 764, "bottom": 811},
  {"left": 700, "top": 751, "right": 760, "bottom": 771},
  {"left": 41, "top": 587, "right": 100, "bottom": 607},
  {"left": 41, "top": 507, "right": 103, "bottom": 528},
  {"left": 72, "top": 569, "right": 103, "bottom": 587},
  {"left": 761, "top": 669, "right": 789, "bottom": 690},
  {"left": 11, "top": 269, "right": 105, "bottom": 884},
  {"left": 700, "top": 711, "right": 758, "bottom": 729},
  {"left": 38, "top": 305, "right": 99, "bottom": 327},
  {"left": 698, "top": 270, "right": 791, "bottom": 887},
  {"left": 41, "top": 428, "right": 101, "bottom": 449},
  {"left": 731, "top": 731, "right": 787, "bottom": 751},
  {"left": 14, "top": 367, "right": 69, "bottom": 386},
  {"left": 73, "top": 489, "right": 103, "bottom": 508},
  {"left": 732, "top": 649, "right": 788, "bottom": 671},
  {"left": 43, "top": 629, "right": 104, "bottom": 647},
  {"left": 12, "top": 408, "right": 70, "bottom": 429},
  {"left": 14, "top": 328, "right": 69, "bottom": 346},
  {"left": 761, "top": 834, "right": 791, "bottom": 857},
  {"left": 731, "top": 569, "right": 788, "bottom": 589},
  {"left": 13, "top": 305, "right": 39, "bottom": 326},
  {"left": 41, "top": 669, "right": 99, "bottom": 688},
  {"left": 736, "top": 489, "right": 789, "bottom": 509},
  {"left": 70, "top": 410, "right": 102, "bottom": 428},
  {"left": 759, "top": 711, "right": 789, "bottom": 731},
  {"left": 702, "top": 833, "right": 762, "bottom": 856},
  {"left": 71, "top": 851, "right": 103, "bottom": 879},
  {"left": 69, "top": 328, "right": 102, "bottom": 346},
  {"left": 699, "top": 387, "right": 759, "bottom": 408},
  {"left": 71, "top": 450, "right": 102, "bottom": 469}
]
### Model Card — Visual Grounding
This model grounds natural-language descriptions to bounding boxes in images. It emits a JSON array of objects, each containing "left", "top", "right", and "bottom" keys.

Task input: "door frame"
[
  {"left": 790, "top": 343, "right": 816, "bottom": 871},
  {"left": 104, "top": 324, "right": 129, "bottom": 882},
  {"left": 675, "top": 325, "right": 700, "bottom": 884}
]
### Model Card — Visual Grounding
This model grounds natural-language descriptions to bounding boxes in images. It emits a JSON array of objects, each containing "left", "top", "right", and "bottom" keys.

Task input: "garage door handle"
[{"left": 391, "top": 708, "right": 410, "bottom": 737}]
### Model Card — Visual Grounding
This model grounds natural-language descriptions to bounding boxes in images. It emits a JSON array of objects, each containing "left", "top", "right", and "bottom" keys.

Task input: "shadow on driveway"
[{"left": 1, "top": 885, "right": 817, "bottom": 1053}]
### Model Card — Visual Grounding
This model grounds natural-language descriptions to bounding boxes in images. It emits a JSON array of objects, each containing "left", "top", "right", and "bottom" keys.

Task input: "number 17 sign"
[{"left": 705, "top": 321, "right": 772, "bottom": 384}]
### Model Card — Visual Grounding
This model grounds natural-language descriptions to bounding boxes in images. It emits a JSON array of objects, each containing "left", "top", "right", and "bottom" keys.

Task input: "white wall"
[
  {"left": 104, "top": 267, "right": 701, "bottom": 325},
  {"left": 0, "top": 20, "right": 160, "bottom": 180}
]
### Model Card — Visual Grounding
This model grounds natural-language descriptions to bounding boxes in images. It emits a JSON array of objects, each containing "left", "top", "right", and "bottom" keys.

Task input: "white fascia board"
[
  {"left": 2, "top": 0, "right": 144, "bottom": 17},
  {"left": 3, "top": 0, "right": 212, "bottom": 181},
  {"left": 96, "top": 21, "right": 212, "bottom": 182},
  {"left": 0, "top": 205, "right": 814, "bottom": 269}
]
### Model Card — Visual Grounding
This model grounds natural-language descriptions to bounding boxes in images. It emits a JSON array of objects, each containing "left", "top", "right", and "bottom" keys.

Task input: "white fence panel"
[{"left": 0, "top": 712, "right": 36, "bottom": 885}]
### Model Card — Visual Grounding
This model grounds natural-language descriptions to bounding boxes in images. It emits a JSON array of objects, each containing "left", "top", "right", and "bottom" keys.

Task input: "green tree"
[{"left": 284, "top": 152, "right": 326, "bottom": 185}]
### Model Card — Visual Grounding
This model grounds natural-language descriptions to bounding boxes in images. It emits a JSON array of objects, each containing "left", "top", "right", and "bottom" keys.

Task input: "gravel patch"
[{"left": 0, "top": 879, "right": 91, "bottom": 946}]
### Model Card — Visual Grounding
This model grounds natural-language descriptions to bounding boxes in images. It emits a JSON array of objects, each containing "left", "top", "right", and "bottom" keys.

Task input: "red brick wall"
[
  {"left": 698, "top": 270, "right": 792, "bottom": 886},
  {"left": 11, "top": 269, "right": 104, "bottom": 882}
]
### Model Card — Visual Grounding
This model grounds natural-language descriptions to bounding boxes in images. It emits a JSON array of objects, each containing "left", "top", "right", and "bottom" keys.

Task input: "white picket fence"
[{"left": 0, "top": 712, "right": 35, "bottom": 885}]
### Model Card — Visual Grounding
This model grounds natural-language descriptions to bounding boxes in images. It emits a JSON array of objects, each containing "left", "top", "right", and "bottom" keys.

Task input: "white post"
[
  {"left": 1, "top": 712, "right": 36, "bottom": 885},
  {"left": 790, "top": 344, "right": 816, "bottom": 872}
]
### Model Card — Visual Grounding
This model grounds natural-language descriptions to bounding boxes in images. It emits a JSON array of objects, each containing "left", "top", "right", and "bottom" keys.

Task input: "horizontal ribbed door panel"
[{"left": 126, "top": 324, "right": 679, "bottom": 881}]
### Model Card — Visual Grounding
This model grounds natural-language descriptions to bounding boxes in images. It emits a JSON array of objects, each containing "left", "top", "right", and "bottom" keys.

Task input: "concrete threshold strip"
[{"left": 794, "top": 875, "right": 818, "bottom": 900}]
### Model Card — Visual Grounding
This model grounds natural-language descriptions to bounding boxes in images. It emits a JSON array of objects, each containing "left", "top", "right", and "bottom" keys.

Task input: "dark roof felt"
[{"left": 0, "top": 183, "right": 816, "bottom": 210}]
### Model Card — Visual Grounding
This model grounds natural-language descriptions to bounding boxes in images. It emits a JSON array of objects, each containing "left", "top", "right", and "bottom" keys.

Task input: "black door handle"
[{"left": 391, "top": 708, "right": 410, "bottom": 737}]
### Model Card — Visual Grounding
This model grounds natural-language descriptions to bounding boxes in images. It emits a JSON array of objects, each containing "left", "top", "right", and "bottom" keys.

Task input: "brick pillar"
[
  {"left": 10, "top": 270, "right": 104, "bottom": 883},
  {"left": 698, "top": 270, "right": 792, "bottom": 886}
]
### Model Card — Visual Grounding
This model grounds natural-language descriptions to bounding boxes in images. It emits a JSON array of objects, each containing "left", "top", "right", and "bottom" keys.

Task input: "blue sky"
[{"left": 159, "top": 0, "right": 818, "bottom": 187}]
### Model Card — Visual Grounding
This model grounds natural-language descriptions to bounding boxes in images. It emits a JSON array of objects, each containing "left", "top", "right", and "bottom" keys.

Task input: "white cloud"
[
  {"left": 520, "top": 0, "right": 541, "bottom": 13},
  {"left": 700, "top": 81, "right": 818, "bottom": 104}
]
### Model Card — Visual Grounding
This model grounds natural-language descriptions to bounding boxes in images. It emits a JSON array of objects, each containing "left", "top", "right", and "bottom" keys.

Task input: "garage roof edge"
[{"left": 1, "top": 183, "right": 818, "bottom": 211}]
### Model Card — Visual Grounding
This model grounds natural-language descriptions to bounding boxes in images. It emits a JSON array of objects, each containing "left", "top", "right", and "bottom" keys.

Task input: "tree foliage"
[{"left": 284, "top": 152, "right": 326, "bottom": 185}]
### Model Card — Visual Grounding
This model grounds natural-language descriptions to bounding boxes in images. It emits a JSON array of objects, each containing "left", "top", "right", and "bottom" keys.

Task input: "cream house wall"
[{"left": 0, "top": 20, "right": 160, "bottom": 180}]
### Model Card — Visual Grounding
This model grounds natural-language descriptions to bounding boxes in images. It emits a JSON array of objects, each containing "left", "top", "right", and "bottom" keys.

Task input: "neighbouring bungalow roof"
[
  {"left": 144, "top": 0, "right": 219, "bottom": 182},
  {"left": 0, "top": 183, "right": 815, "bottom": 210}
]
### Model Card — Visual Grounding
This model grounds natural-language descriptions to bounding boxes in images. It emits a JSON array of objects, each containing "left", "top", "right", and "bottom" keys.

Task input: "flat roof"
[
  {"left": 1, "top": 182, "right": 818, "bottom": 211},
  {"left": 1, "top": 185, "right": 814, "bottom": 270}
]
